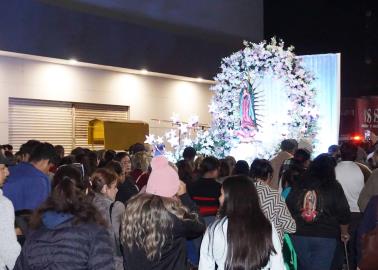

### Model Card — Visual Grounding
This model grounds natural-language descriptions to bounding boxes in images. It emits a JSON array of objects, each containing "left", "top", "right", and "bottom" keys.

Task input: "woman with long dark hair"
[
  {"left": 14, "top": 165, "right": 114, "bottom": 270},
  {"left": 199, "top": 175, "right": 284, "bottom": 270},
  {"left": 286, "top": 154, "right": 350, "bottom": 270},
  {"left": 121, "top": 156, "right": 205, "bottom": 270}
]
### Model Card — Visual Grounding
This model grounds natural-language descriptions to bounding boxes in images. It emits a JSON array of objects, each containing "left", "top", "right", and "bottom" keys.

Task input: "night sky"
[
  {"left": 0, "top": 0, "right": 377, "bottom": 97},
  {"left": 265, "top": 0, "right": 378, "bottom": 97}
]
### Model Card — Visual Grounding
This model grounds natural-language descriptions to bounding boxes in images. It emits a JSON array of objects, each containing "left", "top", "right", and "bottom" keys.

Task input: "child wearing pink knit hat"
[{"left": 146, "top": 156, "right": 180, "bottom": 198}]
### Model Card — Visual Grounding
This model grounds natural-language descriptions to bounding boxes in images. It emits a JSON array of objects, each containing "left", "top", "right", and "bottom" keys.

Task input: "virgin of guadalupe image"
[{"left": 236, "top": 82, "right": 258, "bottom": 141}]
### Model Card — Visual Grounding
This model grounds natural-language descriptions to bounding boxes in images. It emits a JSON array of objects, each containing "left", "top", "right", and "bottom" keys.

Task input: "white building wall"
[{"left": 0, "top": 53, "right": 213, "bottom": 144}]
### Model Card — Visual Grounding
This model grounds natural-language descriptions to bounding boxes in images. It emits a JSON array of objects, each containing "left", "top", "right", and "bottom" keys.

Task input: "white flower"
[
  {"left": 183, "top": 138, "right": 193, "bottom": 146},
  {"left": 165, "top": 129, "right": 176, "bottom": 139},
  {"left": 144, "top": 134, "right": 155, "bottom": 145},
  {"left": 170, "top": 113, "right": 180, "bottom": 124},
  {"left": 179, "top": 124, "right": 188, "bottom": 134},
  {"left": 188, "top": 115, "right": 199, "bottom": 126},
  {"left": 156, "top": 136, "right": 164, "bottom": 144},
  {"left": 168, "top": 136, "right": 179, "bottom": 147}
]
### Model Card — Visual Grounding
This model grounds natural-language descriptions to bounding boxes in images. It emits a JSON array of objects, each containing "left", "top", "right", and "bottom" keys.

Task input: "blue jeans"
[
  {"left": 187, "top": 216, "right": 216, "bottom": 266},
  {"left": 292, "top": 235, "right": 337, "bottom": 270}
]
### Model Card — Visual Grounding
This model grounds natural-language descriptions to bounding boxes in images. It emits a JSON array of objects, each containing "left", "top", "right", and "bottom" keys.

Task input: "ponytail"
[{"left": 29, "top": 165, "right": 107, "bottom": 229}]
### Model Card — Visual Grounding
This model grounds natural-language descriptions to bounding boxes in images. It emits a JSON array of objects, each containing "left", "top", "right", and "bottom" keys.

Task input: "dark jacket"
[
  {"left": 116, "top": 176, "right": 139, "bottom": 203},
  {"left": 286, "top": 179, "right": 351, "bottom": 238},
  {"left": 14, "top": 211, "right": 115, "bottom": 270},
  {"left": 123, "top": 194, "right": 206, "bottom": 270},
  {"left": 188, "top": 177, "right": 221, "bottom": 208}
]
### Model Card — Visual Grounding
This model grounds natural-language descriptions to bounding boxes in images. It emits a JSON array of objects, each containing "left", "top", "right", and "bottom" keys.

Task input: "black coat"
[
  {"left": 122, "top": 194, "right": 206, "bottom": 270},
  {"left": 116, "top": 177, "right": 139, "bottom": 203},
  {"left": 14, "top": 218, "right": 115, "bottom": 270}
]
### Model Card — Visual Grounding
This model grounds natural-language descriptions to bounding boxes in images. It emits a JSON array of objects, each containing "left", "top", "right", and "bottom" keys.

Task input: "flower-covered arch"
[
  {"left": 207, "top": 38, "right": 319, "bottom": 158},
  {"left": 145, "top": 38, "right": 319, "bottom": 161}
]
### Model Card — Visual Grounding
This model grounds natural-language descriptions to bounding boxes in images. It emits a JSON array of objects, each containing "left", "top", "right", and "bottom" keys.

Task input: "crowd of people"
[{"left": 1, "top": 137, "right": 378, "bottom": 270}]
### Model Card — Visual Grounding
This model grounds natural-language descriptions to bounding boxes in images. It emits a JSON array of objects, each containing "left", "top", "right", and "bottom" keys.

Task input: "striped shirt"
[{"left": 255, "top": 181, "right": 296, "bottom": 245}]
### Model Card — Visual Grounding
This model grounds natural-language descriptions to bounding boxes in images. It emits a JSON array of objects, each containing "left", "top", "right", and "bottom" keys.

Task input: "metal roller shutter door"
[
  {"left": 8, "top": 98, "right": 73, "bottom": 154},
  {"left": 73, "top": 103, "right": 128, "bottom": 150}
]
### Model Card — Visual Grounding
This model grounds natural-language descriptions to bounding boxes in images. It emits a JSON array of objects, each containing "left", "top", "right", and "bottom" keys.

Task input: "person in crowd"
[
  {"left": 0, "top": 154, "right": 21, "bottom": 270},
  {"left": 199, "top": 175, "right": 284, "bottom": 269},
  {"left": 13, "top": 151, "right": 23, "bottom": 164},
  {"left": 130, "top": 151, "right": 151, "bottom": 190},
  {"left": 91, "top": 168, "right": 125, "bottom": 270},
  {"left": 356, "top": 195, "right": 378, "bottom": 269},
  {"left": 270, "top": 139, "right": 298, "bottom": 190},
  {"left": 366, "top": 148, "right": 378, "bottom": 170},
  {"left": 87, "top": 151, "right": 100, "bottom": 174},
  {"left": 217, "top": 159, "right": 232, "bottom": 184},
  {"left": 3, "top": 147, "right": 16, "bottom": 166},
  {"left": 356, "top": 146, "right": 368, "bottom": 166},
  {"left": 183, "top": 146, "right": 197, "bottom": 167},
  {"left": 60, "top": 154, "right": 76, "bottom": 166},
  {"left": 232, "top": 160, "right": 250, "bottom": 176},
  {"left": 49, "top": 145, "right": 65, "bottom": 174},
  {"left": 54, "top": 145, "right": 65, "bottom": 159},
  {"left": 1, "top": 145, "right": 15, "bottom": 166},
  {"left": 286, "top": 154, "right": 351, "bottom": 270},
  {"left": 224, "top": 156, "right": 236, "bottom": 172},
  {"left": 176, "top": 159, "right": 194, "bottom": 186},
  {"left": 18, "top": 140, "right": 41, "bottom": 163},
  {"left": 106, "top": 160, "right": 138, "bottom": 203},
  {"left": 193, "top": 155, "right": 205, "bottom": 179},
  {"left": 99, "top": 150, "right": 116, "bottom": 168},
  {"left": 249, "top": 159, "right": 296, "bottom": 244},
  {"left": 328, "top": 144, "right": 341, "bottom": 161},
  {"left": 14, "top": 165, "right": 115, "bottom": 270},
  {"left": 75, "top": 152, "right": 97, "bottom": 181},
  {"left": 121, "top": 155, "right": 206, "bottom": 270},
  {"left": 113, "top": 152, "right": 138, "bottom": 203},
  {"left": 281, "top": 160, "right": 306, "bottom": 200},
  {"left": 114, "top": 152, "right": 132, "bottom": 177},
  {"left": 70, "top": 147, "right": 86, "bottom": 157},
  {"left": 128, "top": 143, "right": 146, "bottom": 155},
  {"left": 3, "top": 144, "right": 13, "bottom": 155},
  {"left": 335, "top": 142, "right": 369, "bottom": 269},
  {"left": 3, "top": 142, "right": 58, "bottom": 211},
  {"left": 188, "top": 156, "right": 221, "bottom": 220},
  {"left": 224, "top": 156, "right": 236, "bottom": 168},
  {"left": 358, "top": 168, "right": 378, "bottom": 212},
  {"left": 297, "top": 138, "right": 313, "bottom": 155},
  {"left": 280, "top": 148, "right": 311, "bottom": 194},
  {"left": 280, "top": 148, "right": 311, "bottom": 176}
]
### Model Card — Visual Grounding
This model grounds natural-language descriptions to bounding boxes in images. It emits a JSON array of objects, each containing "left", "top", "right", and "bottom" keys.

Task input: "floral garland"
[
  {"left": 146, "top": 38, "right": 319, "bottom": 161},
  {"left": 207, "top": 37, "right": 318, "bottom": 158}
]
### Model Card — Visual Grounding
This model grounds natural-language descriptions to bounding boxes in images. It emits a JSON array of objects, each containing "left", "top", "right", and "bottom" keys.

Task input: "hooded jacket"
[
  {"left": 14, "top": 211, "right": 115, "bottom": 270},
  {"left": 0, "top": 189, "right": 21, "bottom": 270}
]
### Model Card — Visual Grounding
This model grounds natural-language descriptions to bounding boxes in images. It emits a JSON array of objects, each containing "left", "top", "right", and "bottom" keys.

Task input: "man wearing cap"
[{"left": 0, "top": 153, "right": 21, "bottom": 270}]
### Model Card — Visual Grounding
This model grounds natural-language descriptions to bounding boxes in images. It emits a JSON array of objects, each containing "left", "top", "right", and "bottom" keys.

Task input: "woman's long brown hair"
[{"left": 120, "top": 193, "right": 193, "bottom": 261}]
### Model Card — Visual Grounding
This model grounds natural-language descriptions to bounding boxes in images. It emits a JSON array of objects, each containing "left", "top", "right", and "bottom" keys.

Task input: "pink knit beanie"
[{"left": 146, "top": 156, "right": 180, "bottom": 198}]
